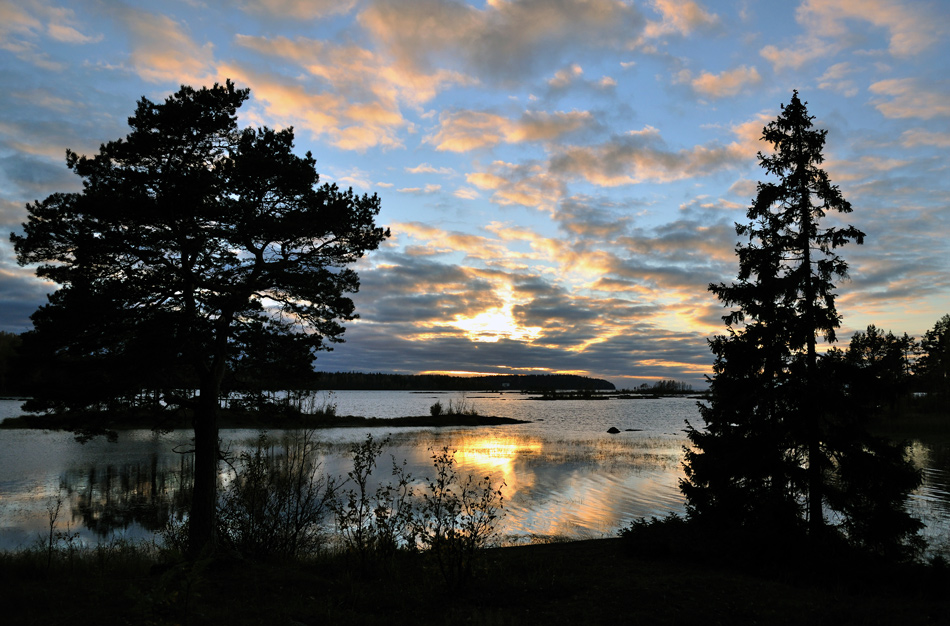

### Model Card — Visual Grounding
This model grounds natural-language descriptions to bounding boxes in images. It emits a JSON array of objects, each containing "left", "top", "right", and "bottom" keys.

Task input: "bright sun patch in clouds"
[
  {"left": 451, "top": 295, "right": 543, "bottom": 344},
  {"left": 1, "top": 0, "right": 949, "bottom": 387}
]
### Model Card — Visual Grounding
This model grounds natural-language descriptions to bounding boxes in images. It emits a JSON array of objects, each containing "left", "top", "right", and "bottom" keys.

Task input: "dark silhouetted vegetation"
[
  {"left": 916, "top": 314, "right": 950, "bottom": 400},
  {"left": 7, "top": 432, "right": 945, "bottom": 624},
  {"left": 0, "top": 331, "right": 26, "bottom": 396},
  {"left": 11, "top": 80, "right": 389, "bottom": 554},
  {"left": 682, "top": 91, "right": 923, "bottom": 560},
  {"left": 311, "top": 371, "right": 616, "bottom": 391}
]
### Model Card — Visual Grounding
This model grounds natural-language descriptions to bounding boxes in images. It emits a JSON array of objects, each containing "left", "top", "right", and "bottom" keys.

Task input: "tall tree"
[
  {"left": 916, "top": 314, "right": 950, "bottom": 398},
  {"left": 12, "top": 81, "right": 389, "bottom": 553},
  {"left": 845, "top": 325, "right": 916, "bottom": 412},
  {"left": 682, "top": 92, "right": 921, "bottom": 554}
]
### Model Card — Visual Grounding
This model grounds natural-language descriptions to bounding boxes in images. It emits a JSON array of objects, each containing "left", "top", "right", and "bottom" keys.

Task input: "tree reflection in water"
[
  {"left": 47, "top": 432, "right": 949, "bottom": 554},
  {"left": 61, "top": 453, "right": 193, "bottom": 538}
]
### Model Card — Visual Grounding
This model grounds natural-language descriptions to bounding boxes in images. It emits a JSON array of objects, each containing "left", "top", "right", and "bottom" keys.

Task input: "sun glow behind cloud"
[
  {"left": 450, "top": 286, "right": 543, "bottom": 343},
  {"left": 0, "top": 0, "right": 948, "bottom": 387}
]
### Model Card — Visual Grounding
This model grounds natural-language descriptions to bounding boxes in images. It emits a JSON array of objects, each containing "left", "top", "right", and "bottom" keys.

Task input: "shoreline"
[{"left": 0, "top": 411, "right": 531, "bottom": 431}]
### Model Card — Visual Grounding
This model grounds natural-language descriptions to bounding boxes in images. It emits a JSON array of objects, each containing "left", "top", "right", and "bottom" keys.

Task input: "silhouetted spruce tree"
[
  {"left": 12, "top": 81, "right": 389, "bottom": 554},
  {"left": 682, "top": 92, "right": 921, "bottom": 555}
]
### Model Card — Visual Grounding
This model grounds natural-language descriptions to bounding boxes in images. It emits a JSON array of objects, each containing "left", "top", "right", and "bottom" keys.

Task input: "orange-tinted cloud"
[
  {"left": 643, "top": 0, "right": 719, "bottom": 38},
  {"left": 234, "top": 0, "right": 357, "bottom": 20},
  {"left": 358, "top": 0, "right": 643, "bottom": 83},
  {"left": 869, "top": 79, "right": 950, "bottom": 120},
  {"left": 680, "top": 65, "right": 761, "bottom": 99},
  {"left": 797, "top": 0, "right": 939, "bottom": 58},
  {"left": 118, "top": 7, "right": 214, "bottom": 85},
  {"left": 428, "top": 109, "right": 594, "bottom": 152}
]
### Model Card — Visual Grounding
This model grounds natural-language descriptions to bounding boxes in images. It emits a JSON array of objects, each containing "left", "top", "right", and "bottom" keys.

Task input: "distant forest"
[
  {"left": 310, "top": 372, "right": 616, "bottom": 391},
  {"left": 0, "top": 331, "right": 616, "bottom": 395}
]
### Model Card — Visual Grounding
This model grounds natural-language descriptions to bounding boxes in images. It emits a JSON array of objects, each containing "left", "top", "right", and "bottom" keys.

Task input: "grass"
[{"left": 2, "top": 537, "right": 947, "bottom": 625}]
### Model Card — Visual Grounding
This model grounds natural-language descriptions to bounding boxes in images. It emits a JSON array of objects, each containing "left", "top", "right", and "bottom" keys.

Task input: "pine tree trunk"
[{"left": 188, "top": 372, "right": 221, "bottom": 556}]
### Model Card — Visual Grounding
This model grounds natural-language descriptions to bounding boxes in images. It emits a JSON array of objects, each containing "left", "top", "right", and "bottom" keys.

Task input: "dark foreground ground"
[{"left": 3, "top": 537, "right": 947, "bottom": 626}]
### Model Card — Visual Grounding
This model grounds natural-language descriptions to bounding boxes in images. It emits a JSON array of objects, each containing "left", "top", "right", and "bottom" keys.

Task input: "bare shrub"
[
  {"left": 333, "top": 434, "right": 416, "bottom": 569},
  {"left": 414, "top": 447, "right": 505, "bottom": 586},
  {"left": 217, "top": 430, "right": 335, "bottom": 559}
]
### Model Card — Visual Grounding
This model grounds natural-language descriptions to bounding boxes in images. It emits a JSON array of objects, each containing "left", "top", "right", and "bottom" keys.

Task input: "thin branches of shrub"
[
  {"left": 333, "top": 434, "right": 416, "bottom": 569},
  {"left": 414, "top": 446, "right": 506, "bottom": 586},
  {"left": 217, "top": 430, "right": 335, "bottom": 559}
]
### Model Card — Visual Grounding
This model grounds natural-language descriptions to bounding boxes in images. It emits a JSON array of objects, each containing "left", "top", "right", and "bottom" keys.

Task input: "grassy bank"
[{"left": 2, "top": 537, "right": 947, "bottom": 625}]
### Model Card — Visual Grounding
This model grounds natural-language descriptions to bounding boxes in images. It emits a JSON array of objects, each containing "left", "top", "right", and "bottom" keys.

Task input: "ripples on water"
[{"left": 1, "top": 393, "right": 948, "bottom": 554}]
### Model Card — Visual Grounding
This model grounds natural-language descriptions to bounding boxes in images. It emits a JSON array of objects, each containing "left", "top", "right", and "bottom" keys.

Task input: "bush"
[
  {"left": 217, "top": 430, "right": 336, "bottom": 559},
  {"left": 414, "top": 447, "right": 505, "bottom": 586},
  {"left": 430, "top": 400, "right": 443, "bottom": 416},
  {"left": 333, "top": 434, "right": 416, "bottom": 569},
  {"left": 619, "top": 514, "right": 688, "bottom": 558}
]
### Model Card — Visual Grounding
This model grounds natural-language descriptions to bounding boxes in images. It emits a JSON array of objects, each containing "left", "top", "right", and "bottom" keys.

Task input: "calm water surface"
[{"left": 1, "top": 392, "right": 947, "bottom": 554}]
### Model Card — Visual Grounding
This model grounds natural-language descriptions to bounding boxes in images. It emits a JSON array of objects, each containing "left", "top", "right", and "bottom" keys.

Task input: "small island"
[{"left": 0, "top": 410, "right": 530, "bottom": 432}]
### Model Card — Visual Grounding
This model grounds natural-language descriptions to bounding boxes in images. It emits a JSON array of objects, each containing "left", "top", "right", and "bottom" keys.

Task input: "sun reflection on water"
[{"left": 451, "top": 435, "right": 543, "bottom": 498}]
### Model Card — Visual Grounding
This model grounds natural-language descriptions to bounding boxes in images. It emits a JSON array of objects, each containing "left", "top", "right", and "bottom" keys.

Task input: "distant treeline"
[
  {"left": 635, "top": 379, "right": 694, "bottom": 394},
  {"left": 310, "top": 372, "right": 616, "bottom": 391}
]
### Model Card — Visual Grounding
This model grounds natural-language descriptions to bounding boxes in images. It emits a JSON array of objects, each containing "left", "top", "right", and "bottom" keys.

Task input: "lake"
[{"left": 1, "top": 391, "right": 947, "bottom": 555}]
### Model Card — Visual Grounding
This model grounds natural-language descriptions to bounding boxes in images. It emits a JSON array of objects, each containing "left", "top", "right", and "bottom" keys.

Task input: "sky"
[{"left": 1, "top": 0, "right": 948, "bottom": 388}]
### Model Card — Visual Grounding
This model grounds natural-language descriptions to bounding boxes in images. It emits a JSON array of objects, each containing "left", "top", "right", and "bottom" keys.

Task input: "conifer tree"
[
  {"left": 682, "top": 92, "right": 921, "bottom": 555},
  {"left": 13, "top": 81, "right": 389, "bottom": 554}
]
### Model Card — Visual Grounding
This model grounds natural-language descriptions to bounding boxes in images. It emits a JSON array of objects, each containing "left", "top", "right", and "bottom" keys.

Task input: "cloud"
[
  {"left": 0, "top": 237, "right": 55, "bottom": 333},
  {"left": 406, "top": 163, "right": 455, "bottom": 175},
  {"left": 466, "top": 161, "right": 564, "bottom": 211},
  {"left": 548, "top": 126, "right": 747, "bottom": 186},
  {"left": 358, "top": 0, "right": 644, "bottom": 84},
  {"left": 760, "top": 36, "right": 837, "bottom": 72},
  {"left": 0, "top": 0, "right": 100, "bottom": 70},
  {"left": 760, "top": 0, "right": 943, "bottom": 71},
  {"left": 396, "top": 185, "right": 441, "bottom": 195},
  {"left": 817, "top": 62, "right": 858, "bottom": 97},
  {"left": 217, "top": 62, "right": 406, "bottom": 151},
  {"left": 548, "top": 64, "right": 584, "bottom": 89},
  {"left": 318, "top": 247, "right": 718, "bottom": 382},
  {"left": 825, "top": 155, "right": 911, "bottom": 183},
  {"left": 234, "top": 33, "right": 467, "bottom": 108},
  {"left": 453, "top": 187, "right": 480, "bottom": 200},
  {"left": 38, "top": 4, "right": 102, "bottom": 44},
  {"left": 796, "top": 0, "right": 940, "bottom": 58},
  {"left": 231, "top": 33, "right": 482, "bottom": 149},
  {"left": 899, "top": 129, "right": 950, "bottom": 148},
  {"left": 869, "top": 79, "right": 950, "bottom": 119},
  {"left": 234, "top": 0, "right": 357, "bottom": 20},
  {"left": 427, "top": 109, "right": 594, "bottom": 152},
  {"left": 680, "top": 65, "right": 761, "bottom": 99},
  {"left": 643, "top": 0, "right": 720, "bottom": 38},
  {"left": 118, "top": 7, "right": 215, "bottom": 85}
]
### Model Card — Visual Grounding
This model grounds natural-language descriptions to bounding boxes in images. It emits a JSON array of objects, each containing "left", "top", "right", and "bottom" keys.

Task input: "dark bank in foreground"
[{"left": 2, "top": 535, "right": 947, "bottom": 626}]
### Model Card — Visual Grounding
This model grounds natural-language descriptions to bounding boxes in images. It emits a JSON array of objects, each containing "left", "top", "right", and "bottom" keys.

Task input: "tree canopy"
[
  {"left": 681, "top": 92, "right": 921, "bottom": 558},
  {"left": 916, "top": 314, "right": 950, "bottom": 399},
  {"left": 12, "top": 80, "right": 389, "bottom": 553}
]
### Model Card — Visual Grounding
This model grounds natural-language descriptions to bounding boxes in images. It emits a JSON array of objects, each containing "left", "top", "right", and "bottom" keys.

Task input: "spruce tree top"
[{"left": 713, "top": 90, "right": 865, "bottom": 349}]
